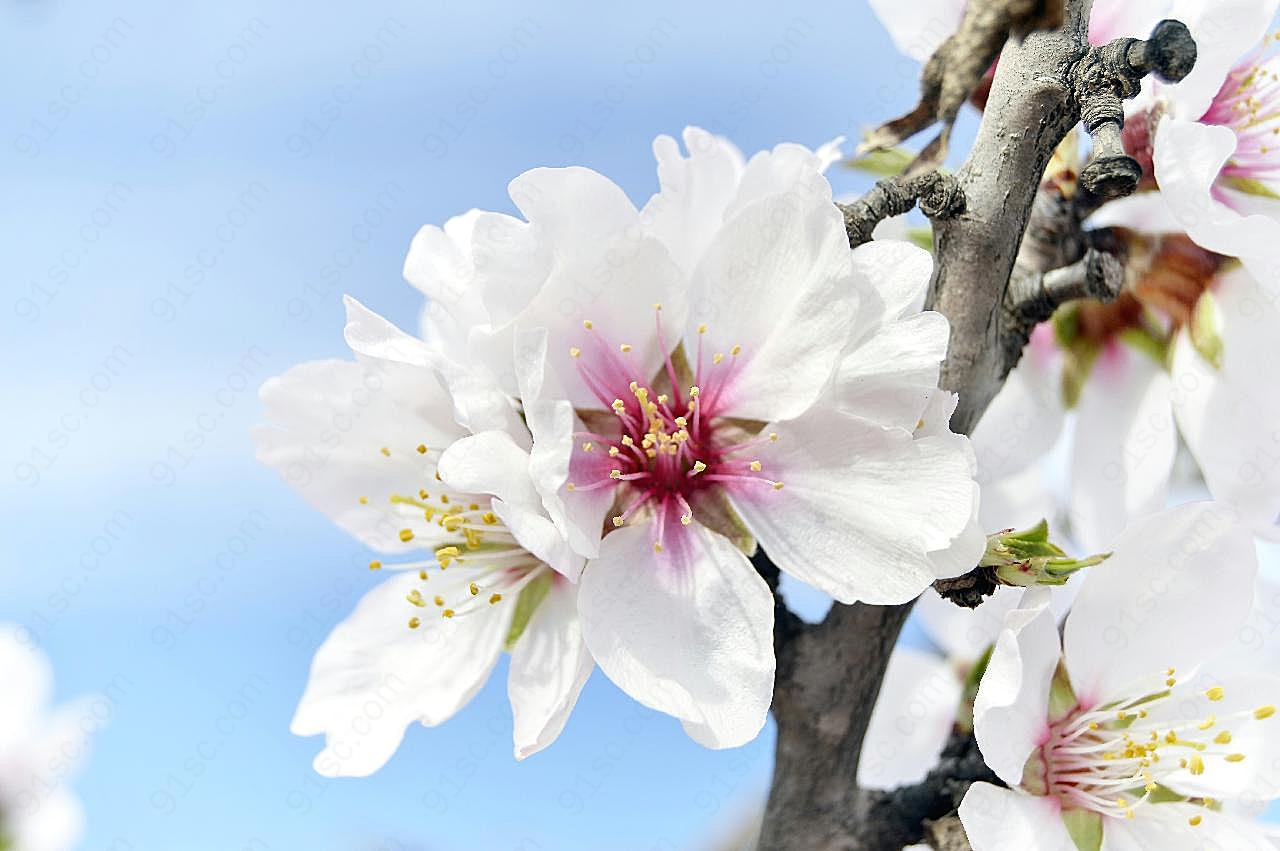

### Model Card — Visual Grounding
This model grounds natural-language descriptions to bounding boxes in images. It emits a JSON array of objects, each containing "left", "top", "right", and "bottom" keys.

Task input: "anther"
[
  {"left": 469, "top": 582, "right": 479, "bottom": 596},
  {"left": 620, "top": 343, "right": 632, "bottom": 353},
  {"left": 730, "top": 344, "right": 741, "bottom": 356},
  {"left": 582, "top": 442, "right": 594, "bottom": 452},
  {"left": 749, "top": 460, "right": 762, "bottom": 472},
  {"left": 489, "top": 593, "right": 502, "bottom": 604},
  {"left": 369, "top": 560, "right": 382, "bottom": 570},
  {"left": 358, "top": 496, "right": 369, "bottom": 504},
  {"left": 680, "top": 513, "right": 692, "bottom": 526},
  {"left": 570, "top": 347, "right": 581, "bottom": 358},
  {"left": 1256, "top": 705, "right": 1276, "bottom": 720},
  {"left": 442, "top": 609, "right": 455, "bottom": 618},
  {"left": 380, "top": 447, "right": 390, "bottom": 456},
  {"left": 612, "top": 517, "right": 625, "bottom": 527},
  {"left": 399, "top": 529, "right": 414, "bottom": 542},
  {"left": 406, "top": 590, "right": 426, "bottom": 608},
  {"left": 583, "top": 319, "right": 594, "bottom": 330},
  {"left": 1206, "top": 687, "right": 1225, "bottom": 701},
  {"left": 609, "top": 469, "right": 622, "bottom": 479},
  {"left": 408, "top": 617, "right": 421, "bottom": 629},
  {"left": 417, "top": 444, "right": 428, "bottom": 454}
]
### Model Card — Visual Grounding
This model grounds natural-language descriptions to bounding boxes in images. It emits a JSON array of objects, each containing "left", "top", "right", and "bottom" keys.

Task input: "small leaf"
[
  {"left": 504, "top": 571, "right": 553, "bottom": 651},
  {"left": 906, "top": 226, "right": 934, "bottom": 252},
  {"left": 1189, "top": 289, "right": 1224, "bottom": 370},
  {"left": 1062, "top": 809, "right": 1103, "bottom": 851},
  {"left": 845, "top": 146, "right": 916, "bottom": 178}
]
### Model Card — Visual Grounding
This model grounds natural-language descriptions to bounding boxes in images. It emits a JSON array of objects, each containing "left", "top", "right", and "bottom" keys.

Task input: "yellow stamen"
[
  {"left": 380, "top": 447, "right": 391, "bottom": 457},
  {"left": 469, "top": 582, "right": 479, "bottom": 596},
  {"left": 1206, "top": 687, "right": 1225, "bottom": 701},
  {"left": 570, "top": 347, "right": 581, "bottom": 358},
  {"left": 1255, "top": 705, "right": 1276, "bottom": 720},
  {"left": 358, "top": 496, "right": 369, "bottom": 504},
  {"left": 369, "top": 560, "right": 382, "bottom": 570},
  {"left": 399, "top": 529, "right": 414, "bottom": 542},
  {"left": 416, "top": 444, "right": 428, "bottom": 454},
  {"left": 749, "top": 460, "right": 762, "bottom": 472},
  {"left": 619, "top": 343, "right": 632, "bottom": 353},
  {"left": 489, "top": 593, "right": 502, "bottom": 604},
  {"left": 583, "top": 319, "right": 594, "bottom": 330},
  {"left": 1225, "top": 753, "right": 1246, "bottom": 763}
]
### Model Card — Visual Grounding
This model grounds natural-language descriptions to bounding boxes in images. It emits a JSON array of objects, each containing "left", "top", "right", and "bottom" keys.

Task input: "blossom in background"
[
  {"left": 402, "top": 127, "right": 982, "bottom": 747},
  {"left": 254, "top": 298, "right": 593, "bottom": 775},
  {"left": 1092, "top": 0, "right": 1280, "bottom": 275},
  {"left": 973, "top": 250, "right": 1280, "bottom": 549},
  {"left": 867, "top": 0, "right": 1172, "bottom": 68},
  {"left": 0, "top": 628, "right": 91, "bottom": 851},
  {"left": 959, "top": 502, "right": 1280, "bottom": 849}
]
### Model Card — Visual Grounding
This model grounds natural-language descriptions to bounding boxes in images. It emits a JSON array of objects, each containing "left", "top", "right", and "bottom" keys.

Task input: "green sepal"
[
  {"left": 956, "top": 644, "right": 993, "bottom": 735},
  {"left": 1062, "top": 809, "right": 1103, "bottom": 851},
  {"left": 982, "top": 520, "right": 1110, "bottom": 587},
  {"left": 1189, "top": 289, "right": 1224, "bottom": 370},
  {"left": 1118, "top": 324, "right": 1170, "bottom": 367},
  {"left": 1221, "top": 174, "right": 1280, "bottom": 201},
  {"left": 504, "top": 571, "right": 553, "bottom": 651},
  {"left": 1047, "top": 661, "right": 1078, "bottom": 724}
]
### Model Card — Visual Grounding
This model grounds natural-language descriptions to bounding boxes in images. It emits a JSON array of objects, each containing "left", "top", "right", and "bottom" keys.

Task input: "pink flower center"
[
  {"left": 566, "top": 306, "right": 781, "bottom": 553},
  {"left": 1202, "top": 35, "right": 1280, "bottom": 190},
  {"left": 1033, "top": 667, "right": 1273, "bottom": 827}
]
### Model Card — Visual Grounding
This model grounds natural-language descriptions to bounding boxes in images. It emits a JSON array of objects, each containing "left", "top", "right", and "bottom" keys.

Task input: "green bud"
[{"left": 981, "top": 520, "right": 1110, "bottom": 588}]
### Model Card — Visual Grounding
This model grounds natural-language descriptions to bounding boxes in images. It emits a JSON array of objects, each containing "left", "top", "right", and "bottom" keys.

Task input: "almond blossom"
[
  {"left": 400, "top": 127, "right": 982, "bottom": 747},
  {"left": 1092, "top": 0, "right": 1280, "bottom": 274},
  {"left": 0, "top": 627, "right": 91, "bottom": 851},
  {"left": 972, "top": 258, "right": 1280, "bottom": 550},
  {"left": 959, "top": 502, "right": 1280, "bottom": 850},
  {"left": 254, "top": 298, "right": 593, "bottom": 775}
]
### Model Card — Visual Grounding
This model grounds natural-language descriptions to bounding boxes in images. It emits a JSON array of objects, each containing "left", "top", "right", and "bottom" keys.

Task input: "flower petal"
[
  {"left": 731, "top": 408, "right": 976, "bottom": 604},
  {"left": 1085, "top": 189, "right": 1182, "bottom": 235},
  {"left": 868, "top": 0, "right": 966, "bottom": 62},
  {"left": 1153, "top": 117, "right": 1280, "bottom": 259},
  {"left": 254, "top": 357, "right": 469, "bottom": 553},
  {"left": 1068, "top": 343, "right": 1176, "bottom": 552},
  {"left": 973, "top": 587, "right": 1061, "bottom": 785},
  {"left": 686, "top": 192, "right": 855, "bottom": 422},
  {"left": 343, "top": 296, "right": 526, "bottom": 444},
  {"left": 958, "top": 782, "right": 1077, "bottom": 851},
  {"left": 1101, "top": 803, "right": 1277, "bottom": 851},
  {"left": 509, "top": 580, "right": 594, "bottom": 760},
  {"left": 437, "top": 429, "right": 580, "bottom": 578},
  {"left": 1168, "top": 0, "right": 1277, "bottom": 120},
  {"left": 915, "top": 585, "right": 1034, "bottom": 665},
  {"left": 402, "top": 210, "right": 491, "bottom": 339},
  {"left": 857, "top": 647, "right": 962, "bottom": 790},
  {"left": 643, "top": 127, "right": 747, "bottom": 274},
  {"left": 972, "top": 328, "right": 1066, "bottom": 484},
  {"left": 291, "top": 572, "right": 512, "bottom": 777},
  {"left": 831, "top": 310, "right": 950, "bottom": 431},
  {"left": 1172, "top": 269, "right": 1280, "bottom": 534},
  {"left": 515, "top": 327, "right": 607, "bottom": 564},
  {"left": 1088, "top": 0, "right": 1171, "bottom": 45},
  {"left": 0, "top": 626, "right": 52, "bottom": 752},
  {"left": 1063, "top": 502, "right": 1258, "bottom": 704},
  {"left": 577, "top": 518, "right": 774, "bottom": 748},
  {"left": 851, "top": 238, "right": 933, "bottom": 322}
]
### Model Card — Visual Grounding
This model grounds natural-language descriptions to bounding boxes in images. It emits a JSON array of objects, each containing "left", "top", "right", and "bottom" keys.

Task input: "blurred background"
[{"left": 16, "top": 0, "right": 1266, "bottom": 849}]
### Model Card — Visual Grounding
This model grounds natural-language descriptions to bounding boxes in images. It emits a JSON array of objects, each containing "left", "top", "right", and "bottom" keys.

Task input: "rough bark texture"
[{"left": 754, "top": 2, "right": 1197, "bottom": 848}]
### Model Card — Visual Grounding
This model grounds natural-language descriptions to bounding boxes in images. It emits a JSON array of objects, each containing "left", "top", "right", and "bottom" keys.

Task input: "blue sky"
[{"left": 9, "top": 1, "right": 1268, "bottom": 849}]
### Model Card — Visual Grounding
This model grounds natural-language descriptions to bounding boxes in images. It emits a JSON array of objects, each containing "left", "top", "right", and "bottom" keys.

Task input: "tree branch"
[
  {"left": 839, "top": 173, "right": 965, "bottom": 247},
  {"left": 755, "top": 5, "right": 1196, "bottom": 849}
]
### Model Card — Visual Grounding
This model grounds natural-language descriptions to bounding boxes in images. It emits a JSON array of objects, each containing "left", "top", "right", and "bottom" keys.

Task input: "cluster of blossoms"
[
  {"left": 256, "top": 128, "right": 983, "bottom": 772},
  {"left": 0, "top": 628, "right": 93, "bottom": 851},
  {"left": 851, "top": 1, "right": 1280, "bottom": 847},
  {"left": 253, "top": 4, "right": 1280, "bottom": 848}
]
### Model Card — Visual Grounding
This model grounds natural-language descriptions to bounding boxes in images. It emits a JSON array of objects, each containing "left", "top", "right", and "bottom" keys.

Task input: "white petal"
[
  {"left": 10, "top": 786, "right": 85, "bottom": 851},
  {"left": 577, "top": 520, "right": 774, "bottom": 748},
  {"left": 643, "top": 127, "right": 746, "bottom": 274},
  {"left": 1088, "top": 0, "right": 1171, "bottom": 44},
  {"left": 0, "top": 627, "right": 53, "bottom": 752},
  {"left": 508, "top": 166, "right": 638, "bottom": 257},
  {"left": 1086, "top": 189, "right": 1183, "bottom": 235},
  {"left": 1168, "top": 0, "right": 1277, "bottom": 120},
  {"left": 686, "top": 193, "right": 856, "bottom": 422},
  {"left": 1153, "top": 118, "right": 1280, "bottom": 259},
  {"left": 1063, "top": 502, "right": 1258, "bottom": 704},
  {"left": 972, "top": 588, "right": 1061, "bottom": 785},
  {"left": 1172, "top": 269, "right": 1280, "bottom": 533},
  {"left": 402, "top": 210, "right": 490, "bottom": 335},
  {"left": 471, "top": 211, "right": 553, "bottom": 328},
  {"left": 515, "top": 327, "right": 605, "bottom": 565},
  {"left": 732, "top": 408, "right": 976, "bottom": 604},
  {"left": 1153, "top": 671, "right": 1280, "bottom": 803},
  {"left": 342, "top": 296, "right": 525, "bottom": 442},
  {"left": 1102, "top": 803, "right": 1277, "bottom": 851},
  {"left": 254, "top": 358, "right": 468, "bottom": 553},
  {"left": 857, "top": 647, "right": 962, "bottom": 790},
  {"left": 727, "top": 140, "right": 840, "bottom": 216},
  {"left": 509, "top": 580, "right": 593, "bottom": 760},
  {"left": 869, "top": 0, "right": 966, "bottom": 62},
  {"left": 928, "top": 482, "right": 988, "bottom": 581},
  {"left": 851, "top": 238, "right": 933, "bottom": 322},
  {"left": 831, "top": 311, "right": 950, "bottom": 431},
  {"left": 916, "top": 585, "right": 1033, "bottom": 665},
  {"left": 971, "top": 329, "right": 1065, "bottom": 485},
  {"left": 1068, "top": 344, "right": 1176, "bottom": 552},
  {"left": 979, "top": 464, "right": 1060, "bottom": 536},
  {"left": 436, "top": 430, "right": 579, "bottom": 578},
  {"left": 291, "top": 572, "right": 512, "bottom": 777},
  {"left": 958, "top": 782, "right": 1077, "bottom": 851}
]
